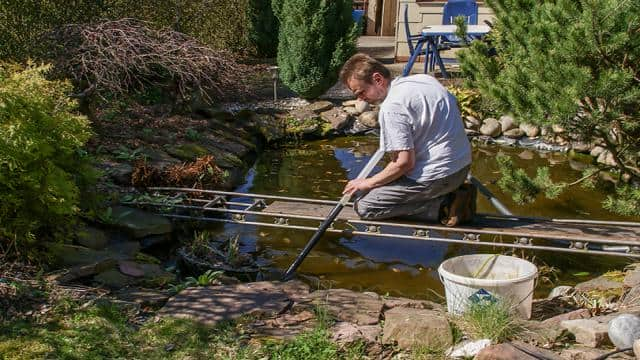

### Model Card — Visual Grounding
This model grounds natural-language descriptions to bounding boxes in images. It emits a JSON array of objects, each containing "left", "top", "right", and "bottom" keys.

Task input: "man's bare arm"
[{"left": 343, "top": 149, "right": 415, "bottom": 195}]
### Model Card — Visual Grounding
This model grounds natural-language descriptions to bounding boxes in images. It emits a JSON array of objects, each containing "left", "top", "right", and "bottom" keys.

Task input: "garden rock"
[
  {"left": 447, "top": 339, "right": 491, "bottom": 358},
  {"left": 110, "top": 206, "right": 172, "bottom": 238},
  {"left": 552, "top": 124, "right": 565, "bottom": 133},
  {"left": 503, "top": 128, "right": 525, "bottom": 139},
  {"left": 305, "top": 100, "right": 333, "bottom": 114},
  {"left": 382, "top": 307, "right": 452, "bottom": 350},
  {"left": 140, "top": 234, "right": 172, "bottom": 249},
  {"left": 354, "top": 100, "right": 369, "bottom": 114},
  {"left": 476, "top": 341, "right": 563, "bottom": 360},
  {"left": 165, "top": 143, "right": 209, "bottom": 161},
  {"left": 575, "top": 275, "right": 624, "bottom": 293},
  {"left": 343, "top": 106, "right": 359, "bottom": 116},
  {"left": 288, "top": 108, "right": 319, "bottom": 123},
  {"left": 559, "top": 346, "right": 611, "bottom": 360},
  {"left": 320, "top": 108, "right": 350, "bottom": 130},
  {"left": 570, "top": 141, "right": 592, "bottom": 153},
  {"left": 561, "top": 319, "right": 610, "bottom": 347},
  {"left": 548, "top": 285, "right": 574, "bottom": 299},
  {"left": 624, "top": 266, "right": 640, "bottom": 288},
  {"left": 519, "top": 123, "right": 540, "bottom": 138},
  {"left": 48, "top": 259, "right": 117, "bottom": 283},
  {"left": 94, "top": 268, "right": 137, "bottom": 288},
  {"left": 541, "top": 308, "right": 591, "bottom": 326},
  {"left": 103, "top": 160, "right": 133, "bottom": 185},
  {"left": 358, "top": 111, "right": 379, "bottom": 128},
  {"left": 47, "top": 243, "right": 125, "bottom": 267},
  {"left": 114, "top": 287, "right": 170, "bottom": 308},
  {"left": 480, "top": 118, "right": 501, "bottom": 137},
  {"left": 634, "top": 339, "right": 640, "bottom": 359},
  {"left": 140, "top": 148, "right": 181, "bottom": 169},
  {"left": 342, "top": 100, "right": 358, "bottom": 107},
  {"left": 118, "top": 260, "right": 145, "bottom": 277},
  {"left": 302, "top": 288, "right": 383, "bottom": 325},
  {"left": 499, "top": 115, "right": 516, "bottom": 132},
  {"left": 331, "top": 322, "right": 380, "bottom": 345},
  {"left": 608, "top": 314, "right": 640, "bottom": 349},
  {"left": 76, "top": 225, "right": 109, "bottom": 250},
  {"left": 160, "top": 281, "right": 293, "bottom": 325},
  {"left": 465, "top": 115, "right": 481, "bottom": 130},
  {"left": 590, "top": 145, "right": 606, "bottom": 158},
  {"left": 597, "top": 149, "right": 618, "bottom": 166}
]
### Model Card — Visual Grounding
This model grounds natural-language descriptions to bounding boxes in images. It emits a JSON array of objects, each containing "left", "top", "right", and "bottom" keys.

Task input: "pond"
[{"left": 206, "top": 136, "right": 637, "bottom": 300}]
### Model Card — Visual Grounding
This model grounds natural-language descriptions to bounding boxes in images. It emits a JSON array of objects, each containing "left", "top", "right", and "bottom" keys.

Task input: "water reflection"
[{"left": 214, "top": 136, "right": 637, "bottom": 299}]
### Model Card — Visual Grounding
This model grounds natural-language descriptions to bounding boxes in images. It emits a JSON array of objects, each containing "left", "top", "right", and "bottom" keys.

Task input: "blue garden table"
[{"left": 402, "top": 24, "right": 491, "bottom": 78}]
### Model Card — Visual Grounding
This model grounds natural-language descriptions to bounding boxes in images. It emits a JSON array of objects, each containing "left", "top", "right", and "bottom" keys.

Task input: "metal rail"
[{"left": 123, "top": 188, "right": 640, "bottom": 258}]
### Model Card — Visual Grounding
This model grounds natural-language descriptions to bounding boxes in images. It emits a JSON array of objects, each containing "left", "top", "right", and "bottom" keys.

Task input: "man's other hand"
[{"left": 343, "top": 178, "right": 373, "bottom": 196}]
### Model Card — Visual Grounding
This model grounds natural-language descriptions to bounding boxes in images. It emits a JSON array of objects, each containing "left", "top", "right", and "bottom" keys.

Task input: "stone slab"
[{"left": 159, "top": 281, "right": 293, "bottom": 325}]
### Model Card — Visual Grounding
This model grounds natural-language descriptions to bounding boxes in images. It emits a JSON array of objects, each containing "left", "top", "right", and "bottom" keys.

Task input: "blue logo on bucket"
[{"left": 469, "top": 289, "right": 497, "bottom": 304}]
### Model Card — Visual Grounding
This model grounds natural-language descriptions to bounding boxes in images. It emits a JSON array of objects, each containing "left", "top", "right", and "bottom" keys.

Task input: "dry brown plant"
[
  {"left": 132, "top": 155, "right": 224, "bottom": 189},
  {"left": 47, "top": 18, "right": 254, "bottom": 103}
]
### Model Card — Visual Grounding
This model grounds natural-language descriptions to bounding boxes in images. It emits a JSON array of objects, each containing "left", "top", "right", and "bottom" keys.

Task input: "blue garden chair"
[
  {"left": 425, "top": 0, "right": 478, "bottom": 72},
  {"left": 403, "top": 4, "right": 450, "bottom": 76}
]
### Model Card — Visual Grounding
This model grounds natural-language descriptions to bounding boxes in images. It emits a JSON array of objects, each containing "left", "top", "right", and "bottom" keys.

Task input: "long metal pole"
[{"left": 281, "top": 149, "right": 385, "bottom": 281}]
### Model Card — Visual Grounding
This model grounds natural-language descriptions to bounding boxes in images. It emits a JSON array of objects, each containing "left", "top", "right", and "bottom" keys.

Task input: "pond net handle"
[
  {"left": 467, "top": 174, "right": 512, "bottom": 216},
  {"left": 281, "top": 149, "right": 385, "bottom": 281}
]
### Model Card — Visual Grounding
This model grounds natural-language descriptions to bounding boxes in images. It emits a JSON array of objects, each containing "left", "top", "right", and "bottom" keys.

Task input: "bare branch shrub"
[{"left": 47, "top": 19, "right": 255, "bottom": 103}]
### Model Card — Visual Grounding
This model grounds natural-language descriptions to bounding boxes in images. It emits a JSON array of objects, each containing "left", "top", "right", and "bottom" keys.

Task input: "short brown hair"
[{"left": 339, "top": 53, "right": 391, "bottom": 85}]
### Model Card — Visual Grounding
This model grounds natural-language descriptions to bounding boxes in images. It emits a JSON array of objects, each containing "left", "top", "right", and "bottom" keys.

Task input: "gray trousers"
[{"left": 354, "top": 165, "right": 470, "bottom": 221}]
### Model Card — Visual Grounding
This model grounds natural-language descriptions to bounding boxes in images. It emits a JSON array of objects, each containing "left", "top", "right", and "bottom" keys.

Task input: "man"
[{"left": 339, "top": 53, "right": 475, "bottom": 226}]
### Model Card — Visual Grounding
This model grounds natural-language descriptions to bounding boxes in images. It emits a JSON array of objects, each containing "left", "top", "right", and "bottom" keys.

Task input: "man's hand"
[{"left": 342, "top": 178, "right": 374, "bottom": 196}]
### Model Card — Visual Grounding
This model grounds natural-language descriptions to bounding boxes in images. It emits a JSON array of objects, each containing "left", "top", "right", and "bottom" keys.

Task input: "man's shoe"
[{"left": 440, "top": 183, "right": 477, "bottom": 227}]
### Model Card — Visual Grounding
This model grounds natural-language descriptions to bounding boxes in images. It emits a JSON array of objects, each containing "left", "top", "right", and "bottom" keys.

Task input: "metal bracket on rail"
[
  {"left": 463, "top": 233, "right": 480, "bottom": 242},
  {"left": 203, "top": 196, "right": 226, "bottom": 208},
  {"left": 232, "top": 213, "right": 246, "bottom": 222},
  {"left": 365, "top": 225, "right": 380, "bottom": 233},
  {"left": 516, "top": 237, "right": 533, "bottom": 246},
  {"left": 413, "top": 229, "right": 430, "bottom": 238},
  {"left": 274, "top": 217, "right": 289, "bottom": 226},
  {"left": 246, "top": 199, "right": 266, "bottom": 211},
  {"left": 570, "top": 241, "right": 589, "bottom": 251}
]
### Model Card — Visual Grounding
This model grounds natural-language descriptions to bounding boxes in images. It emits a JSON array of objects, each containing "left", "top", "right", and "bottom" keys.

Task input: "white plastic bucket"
[{"left": 437, "top": 254, "right": 538, "bottom": 319}]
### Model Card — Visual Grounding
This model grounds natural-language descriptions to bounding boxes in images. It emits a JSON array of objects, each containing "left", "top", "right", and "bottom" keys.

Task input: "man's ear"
[{"left": 372, "top": 72, "right": 384, "bottom": 85}]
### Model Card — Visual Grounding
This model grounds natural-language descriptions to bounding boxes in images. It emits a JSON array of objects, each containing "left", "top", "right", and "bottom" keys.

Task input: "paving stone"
[
  {"left": 160, "top": 281, "right": 292, "bottom": 326},
  {"left": 561, "top": 319, "right": 611, "bottom": 347},
  {"left": 382, "top": 307, "right": 451, "bottom": 350},
  {"left": 302, "top": 288, "right": 383, "bottom": 325},
  {"left": 476, "top": 341, "right": 563, "bottom": 360}
]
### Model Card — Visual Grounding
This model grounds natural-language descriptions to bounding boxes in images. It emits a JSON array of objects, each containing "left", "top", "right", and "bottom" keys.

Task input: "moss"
[{"left": 165, "top": 143, "right": 210, "bottom": 161}]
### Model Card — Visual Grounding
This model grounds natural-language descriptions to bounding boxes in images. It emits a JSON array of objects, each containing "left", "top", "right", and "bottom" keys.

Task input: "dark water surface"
[{"left": 215, "top": 136, "right": 638, "bottom": 299}]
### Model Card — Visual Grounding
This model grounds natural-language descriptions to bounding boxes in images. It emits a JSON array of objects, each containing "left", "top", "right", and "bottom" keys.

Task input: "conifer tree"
[
  {"left": 459, "top": 0, "right": 640, "bottom": 215},
  {"left": 274, "top": 0, "right": 358, "bottom": 99}
]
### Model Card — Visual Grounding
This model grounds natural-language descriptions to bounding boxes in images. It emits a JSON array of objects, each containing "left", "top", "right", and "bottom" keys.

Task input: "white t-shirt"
[{"left": 378, "top": 74, "right": 471, "bottom": 183}]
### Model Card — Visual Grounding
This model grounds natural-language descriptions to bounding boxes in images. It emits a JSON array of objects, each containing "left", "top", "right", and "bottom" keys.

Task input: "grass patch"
[
  {"left": 456, "top": 300, "right": 525, "bottom": 343},
  {"left": 0, "top": 300, "right": 366, "bottom": 360}
]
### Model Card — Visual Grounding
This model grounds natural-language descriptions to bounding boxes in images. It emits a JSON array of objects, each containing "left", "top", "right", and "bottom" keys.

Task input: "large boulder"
[
  {"left": 320, "top": 107, "right": 350, "bottom": 130},
  {"left": 76, "top": 225, "right": 109, "bottom": 250},
  {"left": 354, "top": 100, "right": 370, "bottom": 114},
  {"left": 110, "top": 206, "right": 173, "bottom": 239},
  {"left": 480, "top": 118, "right": 502, "bottom": 137},
  {"left": 382, "top": 307, "right": 452, "bottom": 350},
  {"left": 304, "top": 100, "right": 334, "bottom": 114},
  {"left": 560, "top": 319, "right": 610, "bottom": 347},
  {"left": 499, "top": 115, "right": 517, "bottom": 132},
  {"left": 358, "top": 111, "right": 379, "bottom": 128},
  {"left": 519, "top": 123, "right": 540, "bottom": 138}
]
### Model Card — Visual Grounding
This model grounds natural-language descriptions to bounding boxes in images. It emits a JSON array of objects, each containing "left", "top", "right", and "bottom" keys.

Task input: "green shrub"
[
  {"left": 275, "top": 0, "right": 358, "bottom": 99},
  {"left": 0, "top": 63, "right": 93, "bottom": 256},
  {"left": 248, "top": 0, "right": 279, "bottom": 57}
]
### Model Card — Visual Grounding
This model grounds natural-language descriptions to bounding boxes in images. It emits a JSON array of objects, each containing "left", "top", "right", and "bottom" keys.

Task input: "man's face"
[{"left": 346, "top": 72, "right": 388, "bottom": 104}]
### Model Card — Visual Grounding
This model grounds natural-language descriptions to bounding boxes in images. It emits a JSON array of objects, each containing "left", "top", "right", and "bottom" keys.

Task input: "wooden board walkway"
[{"left": 133, "top": 187, "right": 640, "bottom": 258}]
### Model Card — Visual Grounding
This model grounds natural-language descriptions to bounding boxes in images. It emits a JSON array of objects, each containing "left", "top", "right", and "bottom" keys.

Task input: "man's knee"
[{"left": 354, "top": 198, "right": 386, "bottom": 220}]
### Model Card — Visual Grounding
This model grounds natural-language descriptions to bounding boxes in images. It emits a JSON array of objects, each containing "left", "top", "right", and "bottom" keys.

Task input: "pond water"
[{"left": 210, "top": 136, "right": 638, "bottom": 299}]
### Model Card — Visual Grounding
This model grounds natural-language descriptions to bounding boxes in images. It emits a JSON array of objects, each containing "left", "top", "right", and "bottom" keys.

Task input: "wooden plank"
[
  {"left": 264, "top": 201, "right": 360, "bottom": 220},
  {"left": 263, "top": 200, "right": 640, "bottom": 244}
]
